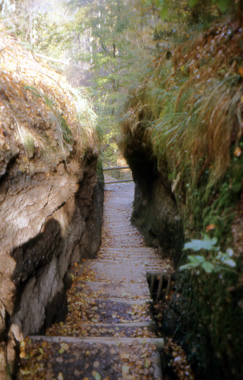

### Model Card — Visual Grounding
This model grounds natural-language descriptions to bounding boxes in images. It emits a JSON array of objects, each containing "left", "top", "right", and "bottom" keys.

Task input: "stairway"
[{"left": 18, "top": 182, "right": 173, "bottom": 380}]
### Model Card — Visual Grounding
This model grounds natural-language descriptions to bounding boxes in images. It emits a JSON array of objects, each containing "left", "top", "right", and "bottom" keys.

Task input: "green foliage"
[
  {"left": 188, "top": 0, "right": 232, "bottom": 12},
  {"left": 141, "top": 0, "right": 235, "bottom": 22},
  {"left": 0, "top": 0, "right": 71, "bottom": 67},
  {"left": 122, "top": 23, "right": 243, "bottom": 243},
  {"left": 66, "top": 0, "right": 155, "bottom": 163},
  {"left": 186, "top": 152, "right": 243, "bottom": 246},
  {"left": 180, "top": 235, "right": 236, "bottom": 274},
  {"left": 184, "top": 235, "right": 218, "bottom": 251}
]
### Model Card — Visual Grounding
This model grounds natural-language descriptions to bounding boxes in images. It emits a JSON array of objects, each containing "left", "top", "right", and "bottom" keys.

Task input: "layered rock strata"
[{"left": 0, "top": 34, "right": 103, "bottom": 379}]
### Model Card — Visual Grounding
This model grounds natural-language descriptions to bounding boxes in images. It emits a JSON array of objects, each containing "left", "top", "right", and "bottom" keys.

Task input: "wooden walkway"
[{"left": 18, "top": 182, "right": 173, "bottom": 380}]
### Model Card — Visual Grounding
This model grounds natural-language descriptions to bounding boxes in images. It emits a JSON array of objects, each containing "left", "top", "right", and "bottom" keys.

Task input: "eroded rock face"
[
  {"left": 123, "top": 131, "right": 184, "bottom": 266},
  {"left": 133, "top": 178, "right": 184, "bottom": 265},
  {"left": 0, "top": 150, "right": 103, "bottom": 378},
  {"left": 0, "top": 32, "right": 104, "bottom": 379}
]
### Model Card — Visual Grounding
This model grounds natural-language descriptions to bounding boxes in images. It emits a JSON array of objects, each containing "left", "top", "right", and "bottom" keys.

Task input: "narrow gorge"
[{"left": 0, "top": 2, "right": 243, "bottom": 379}]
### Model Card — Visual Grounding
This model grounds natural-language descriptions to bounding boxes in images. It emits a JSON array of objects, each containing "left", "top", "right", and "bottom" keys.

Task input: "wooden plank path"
[{"left": 18, "top": 182, "right": 174, "bottom": 380}]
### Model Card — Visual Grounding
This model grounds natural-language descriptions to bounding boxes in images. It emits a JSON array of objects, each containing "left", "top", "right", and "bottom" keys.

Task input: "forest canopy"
[{"left": 0, "top": 0, "right": 241, "bottom": 165}]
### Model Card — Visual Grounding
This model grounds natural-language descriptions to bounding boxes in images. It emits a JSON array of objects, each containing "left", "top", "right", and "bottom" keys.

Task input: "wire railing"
[{"left": 103, "top": 166, "right": 133, "bottom": 184}]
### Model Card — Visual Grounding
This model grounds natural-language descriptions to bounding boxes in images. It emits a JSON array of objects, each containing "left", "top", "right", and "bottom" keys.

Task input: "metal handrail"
[
  {"left": 104, "top": 165, "right": 133, "bottom": 185},
  {"left": 105, "top": 179, "right": 133, "bottom": 184},
  {"left": 103, "top": 166, "right": 130, "bottom": 171}
]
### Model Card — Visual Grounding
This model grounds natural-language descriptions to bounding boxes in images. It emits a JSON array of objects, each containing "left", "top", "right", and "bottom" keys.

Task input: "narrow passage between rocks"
[{"left": 18, "top": 182, "right": 173, "bottom": 380}]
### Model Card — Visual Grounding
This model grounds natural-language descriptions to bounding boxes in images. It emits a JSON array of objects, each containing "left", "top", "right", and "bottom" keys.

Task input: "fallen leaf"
[
  {"left": 144, "top": 358, "right": 151, "bottom": 368},
  {"left": 19, "top": 351, "right": 28, "bottom": 359},
  {"left": 57, "top": 373, "right": 64, "bottom": 380},
  {"left": 20, "top": 341, "right": 26, "bottom": 349},
  {"left": 92, "top": 371, "right": 102, "bottom": 380},
  {"left": 121, "top": 353, "right": 130, "bottom": 360},
  {"left": 239, "top": 67, "right": 243, "bottom": 77},
  {"left": 122, "top": 365, "right": 130, "bottom": 374},
  {"left": 58, "top": 347, "right": 65, "bottom": 354},
  {"left": 206, "top": 224, "right": 215, "bottom": 232},
  {"left": 20, "top": 370, "right": 31, "bottom": 376}
]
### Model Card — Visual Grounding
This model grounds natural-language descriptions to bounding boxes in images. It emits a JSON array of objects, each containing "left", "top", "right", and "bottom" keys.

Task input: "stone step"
[
  {"left": 47, "top": 323, "right": 158, "bottom": 339},
  {"left": 66, "top": 321, "right": 157, "bottom": 329},
  {"left": 64, "top": 298, "right": 153, "bottom": 324},
  {"left": 96, "top": 257, "right": 164, "bottom": 262},
  {"left": 100, "top": 247, "right": 157, "bottom": 252},
  {"left": 75, "top": 280, "right": 151, "bottom": 299},
  {"left": 79, "top": 262, "right": 148, "bottom": 282},
  {"left": 19, "top": 337, "right": 163, "bottom": 380},
  {"left": 71, "top": 297, "right": 152, "bottom": 305},
  {"left": 97, "top": 256, "right": 162, "bottom": 261},
  {"left": 97, "top": 251, "right": 161, "bottom": 256},
  {"left": 30, "top": 335, "right": 164, "bottom": 347}
]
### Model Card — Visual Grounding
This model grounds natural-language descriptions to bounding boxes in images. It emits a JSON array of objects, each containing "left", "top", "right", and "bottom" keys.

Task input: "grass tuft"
[{"left": 121, "top": 21, "right": 243, "bottom": 244}]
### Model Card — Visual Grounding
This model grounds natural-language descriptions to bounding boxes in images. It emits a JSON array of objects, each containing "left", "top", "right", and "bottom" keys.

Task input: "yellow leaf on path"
[
  {"left": 58, "top": 343, "right": 69, "bottom": 354},
  {"left": 57, "top": 373, "right": 64, "bottom": 380},
  {"left": 92, "top": 371, "right": 102, "bottom": 380},
  {"left": 20, "top": 370, "right": 31, "bottom": 376},
  {"left": 20, "top": 340, "right": 26, "bottom": 349},
  {"left": 121, "top": 353, "right": 130, "bottom": 360},
  {"left": 122, "top": 365, "right": 130, "bottom": 374},
  {"left": 19, "top": 351, "right": 27, "bottom": 359},
  {"left": 58, "top": 347, "right": 65, "bottom": 354},
  {"left": 144, "top": 358, "right": 151, "bottom": 368}
]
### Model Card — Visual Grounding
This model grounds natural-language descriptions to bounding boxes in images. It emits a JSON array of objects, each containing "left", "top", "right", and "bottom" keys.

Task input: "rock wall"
[
  {"left": 0, "top": 33, "right": 104, "bottom": 379},
  {"left": 123, "top": 127, "right": 184, "bottom": 266},
  {"left": 0, "top": 150, "right": 103, "bottom": 379}
]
